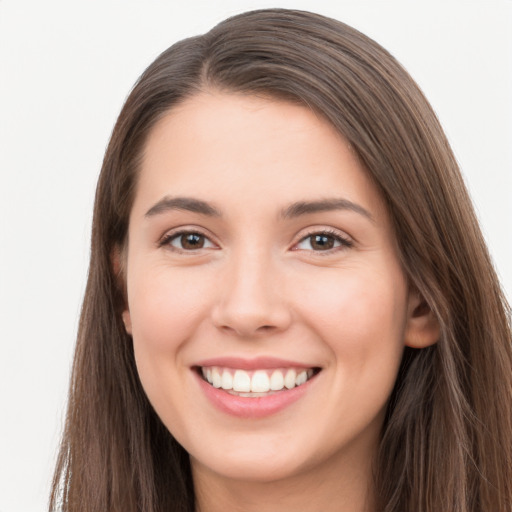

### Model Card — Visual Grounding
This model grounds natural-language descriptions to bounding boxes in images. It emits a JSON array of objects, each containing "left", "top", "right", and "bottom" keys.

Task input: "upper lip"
[{"left": 194, "top": 356, "right": 318, "bottom": 371}]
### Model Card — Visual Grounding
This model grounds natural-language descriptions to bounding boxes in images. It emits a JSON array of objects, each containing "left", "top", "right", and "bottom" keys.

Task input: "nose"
[{"left": 211, "top": 249, "right": 292, "bottom": 338}]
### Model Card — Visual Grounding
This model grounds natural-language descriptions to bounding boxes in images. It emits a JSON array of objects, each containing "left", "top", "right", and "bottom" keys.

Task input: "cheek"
[
  {"left": 126, "top": 264, "right": 216, "bottom": 417},
  {"left": 295, "top": 266, "right": 408, "bottom": 361},
  {"left": 296, "top": 267, "right": 407, "bottom": 433},
  {"left": 126, "top": 265, "right": 216, "bottom": 429},
  {"left": 127, "top": 264, "right": 214, "bottom": 352}
]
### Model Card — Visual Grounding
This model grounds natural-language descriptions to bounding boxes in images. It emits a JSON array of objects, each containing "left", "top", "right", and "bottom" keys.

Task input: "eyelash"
[{"left": 158, "top": 228, "right": 353, "bottom": 254}]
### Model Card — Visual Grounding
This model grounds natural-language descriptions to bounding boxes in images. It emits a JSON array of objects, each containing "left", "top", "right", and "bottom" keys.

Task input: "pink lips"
[
  {"left": 193, "top": 357, "right": 319, "bottom": 419},
  {"left": 195, "top": 356, "right": 313, "bottom": 371}
]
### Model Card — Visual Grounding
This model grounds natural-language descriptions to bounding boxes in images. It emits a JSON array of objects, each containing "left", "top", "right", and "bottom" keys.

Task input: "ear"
[
  {"left": 404, "top": 289, "right": 440, "bottom": 348},
  {"left": 111, "top": 246, "right": 132, "bottom": 336},
  {"left": 122, "top": 310, "right": 133, "bottom": 336}
]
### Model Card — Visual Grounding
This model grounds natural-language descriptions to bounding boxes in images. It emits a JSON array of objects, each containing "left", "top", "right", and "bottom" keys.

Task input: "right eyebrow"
[{"left": 145, "top": 196, "right": 222, "bottom": 218}]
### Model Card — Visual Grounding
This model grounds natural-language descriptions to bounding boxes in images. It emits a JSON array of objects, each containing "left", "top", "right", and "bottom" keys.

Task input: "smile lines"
[{"left": 200, "top": 366, "right": 318, "bottom": 395}]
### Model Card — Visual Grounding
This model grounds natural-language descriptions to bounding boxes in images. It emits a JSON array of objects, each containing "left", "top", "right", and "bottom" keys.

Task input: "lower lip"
[{"left": 194, "top": 371, "right": 316, "bottom": 419}]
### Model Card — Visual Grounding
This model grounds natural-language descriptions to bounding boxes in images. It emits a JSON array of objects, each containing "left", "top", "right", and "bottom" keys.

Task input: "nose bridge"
[{"left": 212, "top": 244, "right": 290, "bottom": 336}]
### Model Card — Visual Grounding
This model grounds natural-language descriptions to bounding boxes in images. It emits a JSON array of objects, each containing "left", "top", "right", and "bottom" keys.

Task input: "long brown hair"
[{"left": 50, "top": 9, "right": 512, "bottom": 512}]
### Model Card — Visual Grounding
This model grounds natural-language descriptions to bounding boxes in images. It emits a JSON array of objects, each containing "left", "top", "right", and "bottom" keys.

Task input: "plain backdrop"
[{"left": 0, "top": 1, "right": 511, "bottom": 510}]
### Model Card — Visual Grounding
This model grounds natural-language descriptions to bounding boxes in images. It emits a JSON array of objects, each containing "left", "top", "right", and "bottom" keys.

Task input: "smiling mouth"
[{"left": 197, "top": 366, "right": 321, "bottom": 397}]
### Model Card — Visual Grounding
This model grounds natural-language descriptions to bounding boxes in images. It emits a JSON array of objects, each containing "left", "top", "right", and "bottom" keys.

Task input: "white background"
[{"left": 1, "top": 1, "right": 511, "bottom": 510}]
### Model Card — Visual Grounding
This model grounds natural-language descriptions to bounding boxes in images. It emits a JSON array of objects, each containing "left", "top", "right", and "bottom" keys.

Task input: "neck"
[{"left": 192, "top": 449, "right": 376, "bottom": 512}]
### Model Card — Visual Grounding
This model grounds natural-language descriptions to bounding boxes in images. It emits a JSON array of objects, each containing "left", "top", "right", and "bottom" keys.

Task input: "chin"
[
  {"left": 195, "top": 455, "right": 309, "bottom": 484},
  {"left": 188, "top": 433, "right": 316, "bottom": 483}
]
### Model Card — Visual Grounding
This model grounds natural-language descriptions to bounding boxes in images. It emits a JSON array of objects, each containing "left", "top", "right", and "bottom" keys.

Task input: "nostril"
[
  {"left": 211, "top": 291, "right": 293, "bottom": 337},
  {"left": 218, "top": 324, "right": 275, "bottom": 336}
]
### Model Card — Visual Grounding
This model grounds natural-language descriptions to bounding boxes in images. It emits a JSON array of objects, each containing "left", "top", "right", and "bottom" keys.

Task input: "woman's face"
[{"left": 122, "top": 92, "right": 431, "bottom": 485}]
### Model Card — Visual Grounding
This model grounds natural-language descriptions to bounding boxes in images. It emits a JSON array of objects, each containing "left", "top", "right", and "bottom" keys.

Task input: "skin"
[{"left": 121, "top": 91, "right": 439, "bottom": 512}]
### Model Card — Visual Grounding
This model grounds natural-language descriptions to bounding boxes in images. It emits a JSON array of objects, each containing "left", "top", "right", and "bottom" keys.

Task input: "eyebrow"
[
  {"left": 281, "top": 198, "right": 374, "bottom": 222},
  {"left": 144, "top": 196, "right": 373, "bottom": 222},
  {"left": 145, "top": 196, "right": 222, "bottom": 217}
]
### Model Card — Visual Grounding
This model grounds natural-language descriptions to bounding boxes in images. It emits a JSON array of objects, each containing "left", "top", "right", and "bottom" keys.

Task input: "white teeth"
[
  {"left": 284, "top": 369, "right": 297, "bottom": 389},
  {"left": 269, "top": 370, "right": 285, "bottom": 390},
  {"left": 251, "top": 370, "right": 270, "bottom": 392},
  {"left": 201, "top": 366, "right": 316, "bottom": 394},
  {"left": 221, "top": 370, "right": 233, "bottom": 390},
  {"left": 296, "top": 370, "right": 307, "bottom": 386},
  {"left": 212, "top": 367, "right": 222, "bottom": 388},
  {"left": 233, "top": 370, "right": 251, "bottom": 392}
]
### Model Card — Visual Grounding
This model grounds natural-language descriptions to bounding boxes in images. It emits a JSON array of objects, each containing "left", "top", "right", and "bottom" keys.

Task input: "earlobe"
[
  {"left": 404, "top": 290, "right": 440, "bottom": 348},
  {"left": 122, "top": 310, "right": 133, "bottom": 335}
]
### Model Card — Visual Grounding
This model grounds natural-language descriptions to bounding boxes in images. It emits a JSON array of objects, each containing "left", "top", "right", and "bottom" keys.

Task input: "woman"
[{"left": 50, "top": 8, "right": 512, "bottom": 512}]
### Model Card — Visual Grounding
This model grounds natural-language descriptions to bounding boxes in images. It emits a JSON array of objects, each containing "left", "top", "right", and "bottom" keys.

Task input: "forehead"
[{"left": 133, "top": 91, "right": 387, "bottom": 222}]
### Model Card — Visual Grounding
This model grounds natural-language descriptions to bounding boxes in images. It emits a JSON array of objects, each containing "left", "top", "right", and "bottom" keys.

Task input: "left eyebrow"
[
  {"left": 280, "top": 198, "right": 374, "bottom": 223},
  {"left": 145, "top": 196, "right": 222, "bottom": 218}
]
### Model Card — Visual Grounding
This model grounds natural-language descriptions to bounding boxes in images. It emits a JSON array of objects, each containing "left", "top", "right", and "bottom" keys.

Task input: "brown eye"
[
  {"left": 180, "top": 233, "right": 205, "bottom": 249},
  {"left": 164, "top": 231, "right": 216, "bottom": 251},
  {"left": 295, "top": 231, "right": 352, "bottom": 252},
  {"left": 310, "top": 234, "right": 335, "bottom": 250}
]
